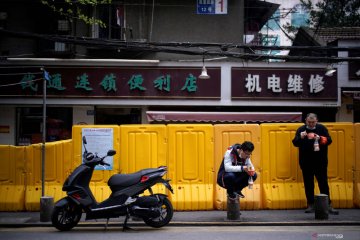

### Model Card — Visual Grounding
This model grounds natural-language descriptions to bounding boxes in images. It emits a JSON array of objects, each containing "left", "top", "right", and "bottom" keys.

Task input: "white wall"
[
  {"left": 72, "top": 106, "right": 95, "bottom": 125},
  {"left": 338, "top": 40, "right": 360, "bottom": 88},
  {"left": 0, "top": 106, "right": 15, "bottom": 145},
  {"left": 336, "top": 96, "right": 354, "bottom": 122}
]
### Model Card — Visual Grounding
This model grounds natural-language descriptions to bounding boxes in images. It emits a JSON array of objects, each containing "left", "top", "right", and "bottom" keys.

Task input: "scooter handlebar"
[
  {"left": 83, "top": 148, "right": 115, "bottom": 167},
  {"left": 86, "top": 156, "right": 110, "bottom": 167}
]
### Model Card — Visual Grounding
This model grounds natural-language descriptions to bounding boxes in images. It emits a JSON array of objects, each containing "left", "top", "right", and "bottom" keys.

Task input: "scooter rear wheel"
[
  {"left": 51, "top": 201, "right": 82, "bottom": 231},
  {"left": 143, "top": 197, "right": 173, "bottom": 228}
]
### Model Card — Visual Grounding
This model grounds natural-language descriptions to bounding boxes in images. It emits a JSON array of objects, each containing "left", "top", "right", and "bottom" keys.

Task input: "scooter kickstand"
[
  {"left": 104, "top": 218, "right": 109, "bottom": 230},
  {"left": 122, "top": 214, "right": 135, "bottom": 231}
]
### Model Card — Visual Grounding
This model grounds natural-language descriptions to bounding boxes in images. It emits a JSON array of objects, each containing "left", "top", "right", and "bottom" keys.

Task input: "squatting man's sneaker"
[
  {"left": 234, "top": 191, "right": 245, "bottom": 198},
  {"left": 227, "top": 192, "right": 237, "bottom": 200}
]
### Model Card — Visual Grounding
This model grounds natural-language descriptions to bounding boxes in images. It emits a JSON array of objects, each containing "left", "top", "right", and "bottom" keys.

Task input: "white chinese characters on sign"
[
  {"left": 245, "top": 74, "right": 324, "bottom": 94},
  {"left": 245, "top": 74, "right": 262, "bottom": 92},
  {"left": 287, "top": 75, "right": 303, "bottom": 93},
  {"left": 308, "top": 74, "right": 325, "bottom": 93},
  {"left": 268, "top": 74, "right": 282, "bottom": 92}
]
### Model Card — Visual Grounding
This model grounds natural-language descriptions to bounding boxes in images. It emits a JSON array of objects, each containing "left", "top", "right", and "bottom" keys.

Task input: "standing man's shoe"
[
  {"left": 328, "top": 205, "right": 339, "bottom": 215},
  {"left": 304, "top": 204, "right": 314, "bottom": 213}
]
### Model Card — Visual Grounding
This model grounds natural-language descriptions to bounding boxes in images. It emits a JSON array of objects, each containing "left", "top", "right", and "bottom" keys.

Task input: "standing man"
[
  {"left": 217, "top": 141, "right": 257, "bottom": 199},
  {"left": 292, "top": 113, "right": 338, "bottom": 214}
]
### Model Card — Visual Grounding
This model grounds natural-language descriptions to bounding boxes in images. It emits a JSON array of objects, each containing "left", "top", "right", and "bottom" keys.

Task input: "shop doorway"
[
  {"left": 354, "top": 99, "right": 360, "bottom": 122},
  {"left": 16, "top": 107, "right": 72, "bottom": 145}
]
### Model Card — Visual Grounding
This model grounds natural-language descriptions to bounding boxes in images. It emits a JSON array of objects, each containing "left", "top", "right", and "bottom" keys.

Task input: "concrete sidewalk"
[{"left": 0, "top": 209, "right": 360, "bottom": 227}]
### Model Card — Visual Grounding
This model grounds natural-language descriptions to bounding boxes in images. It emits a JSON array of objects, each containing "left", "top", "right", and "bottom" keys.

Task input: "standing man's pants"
[{"left": 301, "top": 164, "right": 331, "bottom": 204}]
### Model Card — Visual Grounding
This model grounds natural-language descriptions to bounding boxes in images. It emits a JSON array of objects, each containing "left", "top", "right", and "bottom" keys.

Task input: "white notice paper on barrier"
[{"left": 82, "top": 128, "right": 113, "bottom": 170}]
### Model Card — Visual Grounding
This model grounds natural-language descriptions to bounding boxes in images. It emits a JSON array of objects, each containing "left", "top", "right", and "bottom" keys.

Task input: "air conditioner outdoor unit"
[
  {"left": 58, "top": 20, "right": 69, "bottom": 31},
  {"left": 55, "top": 42, "right": 66, "bottom": 52}
]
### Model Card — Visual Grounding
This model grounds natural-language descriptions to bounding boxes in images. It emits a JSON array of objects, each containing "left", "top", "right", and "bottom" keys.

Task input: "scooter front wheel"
[
  {"left": 143, "top": 197, "right": 173, "bottom": 228},
  {"left": 51, "top": 200, "right": 82, "bottom": 231}
]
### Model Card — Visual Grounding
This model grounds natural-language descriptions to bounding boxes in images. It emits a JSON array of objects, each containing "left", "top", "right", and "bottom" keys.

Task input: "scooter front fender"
[{"left": 54, "top": 196, "right": 80, "bottom": 208}]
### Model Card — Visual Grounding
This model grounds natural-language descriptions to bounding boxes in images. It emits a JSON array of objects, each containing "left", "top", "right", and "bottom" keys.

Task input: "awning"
[
  {"left": 146, "top": 111, "right": 302, "bottom": 123},
  {"left": 343, "top": 91, "right": 360, "bottom": 99},
  {"left": 245, "top": 0, "right": 280, "bottom": 32}
]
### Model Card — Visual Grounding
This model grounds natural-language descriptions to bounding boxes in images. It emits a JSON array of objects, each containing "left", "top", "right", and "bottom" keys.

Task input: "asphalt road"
[{"left": 0, "top": 225, "right": 359, "bottom": 240}]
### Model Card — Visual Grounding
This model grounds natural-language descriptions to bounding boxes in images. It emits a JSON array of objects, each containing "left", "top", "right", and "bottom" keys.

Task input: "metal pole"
[
  {"left": 227, "top": 196, "right": 240, "bottom": 221},
  {"left": 41, "top": 69, "right": 46, "bottom": 197},
  {"left": 315, "top": 194, "right": 329, "bottom": 220},
  {"left": 40, "top": 68, "right": 53, "bottom": 222}
]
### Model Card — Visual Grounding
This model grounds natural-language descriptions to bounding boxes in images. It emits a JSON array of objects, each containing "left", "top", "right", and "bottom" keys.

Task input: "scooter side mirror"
[
  {"left": 107, "top": 150, "right": 116, "bottom": 156},
  {"left": 83, "top": 136, "right": 87, "bottom": 144}
]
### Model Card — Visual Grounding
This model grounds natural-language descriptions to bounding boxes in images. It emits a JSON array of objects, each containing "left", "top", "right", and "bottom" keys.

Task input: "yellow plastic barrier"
[
  {"left": 324, "top": 123, "right": 354, "bottom": 208},
  {"left": 355, "top": 123, "right": 360, "bottom": 208},
  {"left": 213, "top": 124, "right": 261, "bottom": 210},
  {"left": 261, "top": 123, "right": 355, "bottom": 210},
  {"left": 261, "top": 123, "right": 305, "bottom": 209},
  {"left": 120, "top": 124, "right": 167, "bottom": 194},
  {"left": 167, "top": 124, "right": 214, "bottom": 210},
  {"left": 25, "top": 140, "right": 73, "bottom": 211},
  {"left": 1, "top": 122, "right": 359, "bottom": 211},
  {"left": 72, "top": 125, "right": 120, "bottom": 203},
  {"left": 0, "top": 145, "right": 26, "bottom": 211},
  {"left": 45, "top": 140, "right": 73, "bottom": 202}
]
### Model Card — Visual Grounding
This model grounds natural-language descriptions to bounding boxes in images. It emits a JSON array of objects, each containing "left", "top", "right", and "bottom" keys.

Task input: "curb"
[{"left": 1, "top": 220, "right": 360, "bottom": 228}]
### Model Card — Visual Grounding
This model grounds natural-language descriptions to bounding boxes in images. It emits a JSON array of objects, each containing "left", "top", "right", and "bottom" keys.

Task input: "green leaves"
[
  {"left": 40, "top": 0, "right": 111, "bottom": 28},
  {"left": 301, "top": 0, "right": 360, "bottom": 28}
]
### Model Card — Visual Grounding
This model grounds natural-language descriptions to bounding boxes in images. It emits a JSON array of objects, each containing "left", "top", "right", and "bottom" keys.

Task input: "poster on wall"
[{"left": 81, "top": 128, "right": 113, "bottom": 170}]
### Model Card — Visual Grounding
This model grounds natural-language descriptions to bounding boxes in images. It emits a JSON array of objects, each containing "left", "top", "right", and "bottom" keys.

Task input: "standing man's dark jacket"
[{"left": 292, "top": 123, "right": 332, "bottom": 168}]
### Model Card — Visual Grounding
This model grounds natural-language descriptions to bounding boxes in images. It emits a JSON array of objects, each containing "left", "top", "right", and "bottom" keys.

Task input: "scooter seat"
[{"left": 108, "top": 168, "right": 162, "bottom": 188}]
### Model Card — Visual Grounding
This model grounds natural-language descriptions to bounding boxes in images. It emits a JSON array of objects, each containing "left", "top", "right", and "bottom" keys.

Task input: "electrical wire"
[
  {"left": 1, "top": 29, "right": 360, "bottom": 63},
  {"left": 1, "top": 28, "right": 359, "bottom": 52},
  {"left": 0, "top": 72, "right": 42, "bottom": 76},
  {"left": 0, "top": 78, "right": 43, "bottom": 88},
  {"left": 0, "top": 66, "right": 44, "bottom": 69}
]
